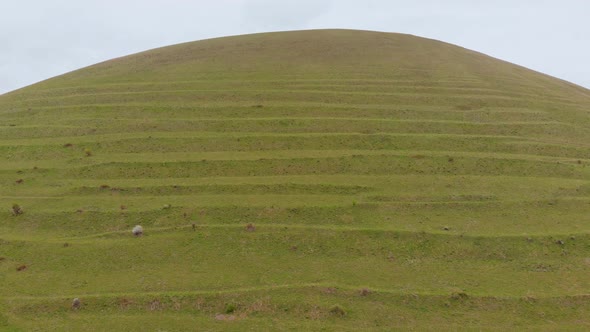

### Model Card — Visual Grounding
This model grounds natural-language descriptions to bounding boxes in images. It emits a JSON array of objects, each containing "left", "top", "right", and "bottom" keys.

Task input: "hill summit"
[{"left": 1, "top": 30, "right": 590, "bottom": 330}]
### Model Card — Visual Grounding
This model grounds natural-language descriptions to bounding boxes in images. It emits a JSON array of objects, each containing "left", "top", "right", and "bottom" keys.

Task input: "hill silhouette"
[{"left": 1, "top": 29, "right": 590, "bottom": 330}]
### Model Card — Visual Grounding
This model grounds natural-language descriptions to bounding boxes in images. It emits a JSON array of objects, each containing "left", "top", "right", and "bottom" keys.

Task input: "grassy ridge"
[{"left": 1, "top": 29, "right": 590, "bottom": 330}]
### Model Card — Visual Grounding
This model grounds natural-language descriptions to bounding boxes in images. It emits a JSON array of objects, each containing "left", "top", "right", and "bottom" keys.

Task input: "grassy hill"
[{"left": 1, "top": 29, "right": 590, "bottom": 330}]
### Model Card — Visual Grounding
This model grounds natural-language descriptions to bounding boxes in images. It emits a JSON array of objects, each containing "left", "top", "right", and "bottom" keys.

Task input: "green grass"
[{"left": 1, "top": 29, "right": 590, "bottom": 330}]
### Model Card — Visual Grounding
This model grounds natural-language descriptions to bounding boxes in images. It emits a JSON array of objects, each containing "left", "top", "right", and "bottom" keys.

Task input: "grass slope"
[{"left": 1, "top": 29, "right": 590, "bottom": 330}]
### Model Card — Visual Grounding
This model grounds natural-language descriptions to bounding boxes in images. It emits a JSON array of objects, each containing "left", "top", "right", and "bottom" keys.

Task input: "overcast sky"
[{"left": 1, "top": 0, "right": 589, "bottom": 94}]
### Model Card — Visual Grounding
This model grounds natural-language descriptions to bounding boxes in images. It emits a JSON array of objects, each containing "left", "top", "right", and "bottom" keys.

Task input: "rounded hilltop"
[
  {"left": 1, "top": 30, "right": 590, "bottom": 330},
  {"left": 3, "top": 30, "right": 589, "bottom": 131},
  {"left": 5, "top": 29, "right": 590, "bottom": 100}
]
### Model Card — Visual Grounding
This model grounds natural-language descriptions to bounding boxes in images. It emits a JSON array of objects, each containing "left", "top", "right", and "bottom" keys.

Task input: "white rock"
[{"left": 132, "top": 225, "right": 143, "bottom": 236}]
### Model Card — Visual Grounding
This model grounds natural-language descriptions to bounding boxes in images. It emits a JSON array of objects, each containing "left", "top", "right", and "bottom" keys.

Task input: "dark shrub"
[
  {"left": 225, "top": 303, "right": 237, "bottom": 314},
  {"left": 12, "top": 204, "right": 23, "bottom": 216},
  {"left": 359, "top": 288, "right": 371, "bottom": 296}
]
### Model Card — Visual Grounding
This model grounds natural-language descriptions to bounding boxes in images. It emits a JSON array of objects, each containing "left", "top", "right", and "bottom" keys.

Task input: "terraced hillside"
[{"left": 2, "top": 29, "right": 590, "bottom": 330}]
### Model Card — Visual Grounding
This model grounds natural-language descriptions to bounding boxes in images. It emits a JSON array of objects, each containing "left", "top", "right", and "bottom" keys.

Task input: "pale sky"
[{"left": 1, "top": 0, "right": 589, "bottom": 94}]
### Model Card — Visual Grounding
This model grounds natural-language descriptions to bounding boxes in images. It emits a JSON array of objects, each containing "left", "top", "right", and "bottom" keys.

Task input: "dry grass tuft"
[
  {"left": 149, "top": 299, "right": 161, "bottom": 311},
  {"left": 329, "top": 304, "right": 346, "bottom": 317},
  {"left": 320, "top": 287, "right": 337, "bottom": 295},
  {"left": 359, "top": 288, "right": 371, "bottom": 296},
  {"left": 119, "top": 297, "right": 134, "bottom": 309}
]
